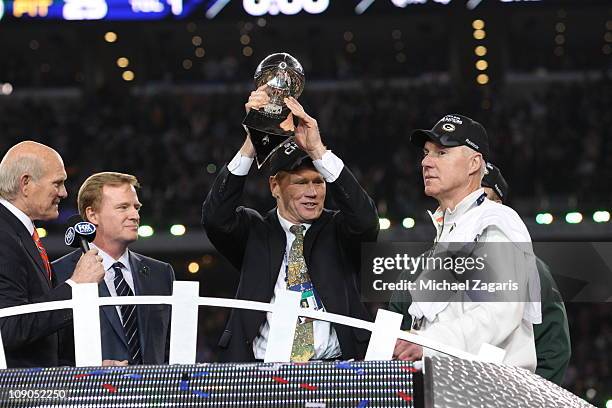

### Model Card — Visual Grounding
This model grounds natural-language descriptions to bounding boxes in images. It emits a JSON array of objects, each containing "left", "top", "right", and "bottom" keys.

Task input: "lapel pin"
[{"left": 140, "top": 265, "right": 150, "bottom": 276}]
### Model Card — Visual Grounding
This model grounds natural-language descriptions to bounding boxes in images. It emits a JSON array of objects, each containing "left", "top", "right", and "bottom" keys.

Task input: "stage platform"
[{"left": 0, "top": 357, "right": 594, "bottom": 407}]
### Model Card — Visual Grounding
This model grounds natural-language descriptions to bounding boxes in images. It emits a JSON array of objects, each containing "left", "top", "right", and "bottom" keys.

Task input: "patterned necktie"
[
  {"left": 112, "top": 262, "right": 142, "bottom": 365},
  {"left": 287, "top": 224, "right": 315, "bottom": 362},
  {"left": 32, "top": 229, "right": 52, "bottom": 281}
]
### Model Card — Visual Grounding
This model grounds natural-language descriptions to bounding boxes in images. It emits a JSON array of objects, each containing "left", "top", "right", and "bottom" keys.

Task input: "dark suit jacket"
[
  {"left": 0, "top": 203, "right": 73, "bottom": 368},
  {"left": 202, "top": 164, "right": 379, "bottom": 362},
  {"left": 52, "top": 249, "right": 175, "bottom": 365}
]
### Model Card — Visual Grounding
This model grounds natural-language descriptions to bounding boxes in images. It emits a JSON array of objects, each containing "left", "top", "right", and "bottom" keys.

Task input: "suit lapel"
[
  {"left": 129, "top": 251, "right": 149, "bottom": 354},
  {"left": 0, "top": 205, "right": 50, "bottom": 288},
  {"left": 266, "top": 209, "right": 286, "bottom": 291},
  {"left": 303, "top": 210, "right": 332, "bottom": 266}
]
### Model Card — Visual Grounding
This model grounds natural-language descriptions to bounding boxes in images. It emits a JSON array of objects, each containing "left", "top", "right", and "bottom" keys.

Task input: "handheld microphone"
[{"left": 64, "top": 214, "right": 97, "bottom": 254}]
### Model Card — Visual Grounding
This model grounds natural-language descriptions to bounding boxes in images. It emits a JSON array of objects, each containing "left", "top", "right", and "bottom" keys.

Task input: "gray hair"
[
  {"left": 460, "top": 146, "right": 486, "bottom": 182},
  {"left": 0, "top": 154, "right": 45, "bottom": 200},
  {"left": 478, "top": 158, "right": 486, "bottom": 181}
]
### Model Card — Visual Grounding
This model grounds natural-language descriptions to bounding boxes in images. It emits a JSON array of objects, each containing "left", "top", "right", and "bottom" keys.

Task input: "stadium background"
[{"left": 0, "top": 0, "right": 610, "bottom": 406}]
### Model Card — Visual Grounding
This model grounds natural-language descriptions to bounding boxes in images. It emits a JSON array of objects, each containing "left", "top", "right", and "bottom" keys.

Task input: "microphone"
[{"left": 64, "top": 214, "right": 97, "bottom": 254}]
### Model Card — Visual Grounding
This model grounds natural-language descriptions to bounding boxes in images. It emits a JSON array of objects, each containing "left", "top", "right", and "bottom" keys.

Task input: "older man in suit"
[
  {"left": 53, "top": 172, "right": 175, "bottom": 366},
  {"left": 203, "top": 92, "right": 379, "bottom": 362},
  {"left": 0, "top": 141, "right": 104, "bottom": 368}
]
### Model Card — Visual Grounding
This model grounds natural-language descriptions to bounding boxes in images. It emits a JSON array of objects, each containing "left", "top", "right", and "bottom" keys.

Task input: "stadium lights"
[
  {"left": 475, "top": 45, "right": 487, "bottom": 57},
  {"left": 0, "top": 83, "right": 13, "bottom": 95},
  {"left": 170, "top": 224, "right": 186, "bottom": 236},
  {"left": 402, "top": 217, "right": 415, "bottom": 229},
  {"left": 116, "top": 57, "right": 129, "bottom": 68},
  {"left": 473, "top": 29, "right": 486, "bottom": 40},
  {"left": 188, "top": 262, "right": 200, "bottom": 273},
  {"left": 476, "top": 74, "right": 489, "bottom": 85},
  {"left": 379, "top": 218, "right": 391, "bottom": 230},
  {"left": 36, "top": 227, "right": 47, "bottom": 238},
  {"left": 535, "top": 213, "right": 553, "bottom": 225},
  {"left": 122, "top": 70, "right": 135, "bottom": 81},
  {"left": 593, "top": 211, "right": 611, "bottom": 223},
  {"left": 606, "top": 399, "right": 612, "bottom": 408},
  {"left": 585, "top": 388, "right": 596, "bottom": 400},
  {"left": 554, "top": 10, "right": 566, "bottom": 57},
  {"left": 473, "top": 19, "right": 489, "bottom": 86},
  {"left": 604, "top": 21, "right": 612, "bottom": 55},
  {"left": 206, "top": 163, "right": 217, "bottom": 174},
  {"left": 565, "top": 212, "right": 583, "bottom": 224},
  {"left": 138, "top": 225, "right": 154, "bottom": 237},
  {"left": 475, "top": 59, "right": 488, "bottom": 71},
  {"left": 104, "top": 32, "right": 117, "bottom": 43},
  {"left": 202, "top": 254, "right": 214, "bottom": 265},
  {"left": 472, "top": 19, "right": 485, "bottom": 30}
]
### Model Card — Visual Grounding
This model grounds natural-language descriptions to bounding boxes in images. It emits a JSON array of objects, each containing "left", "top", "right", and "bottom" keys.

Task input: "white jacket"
[{"left": 409, "top": 188, "right": 541, "bottom": 371}]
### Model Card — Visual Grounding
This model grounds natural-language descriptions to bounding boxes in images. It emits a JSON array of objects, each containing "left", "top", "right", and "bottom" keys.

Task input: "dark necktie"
[
  {"left": 112, "top": 262, "right": 142, "bottom": 364},
  {"left": 32, "top": 229, "right": 52, "bottom": 281}
]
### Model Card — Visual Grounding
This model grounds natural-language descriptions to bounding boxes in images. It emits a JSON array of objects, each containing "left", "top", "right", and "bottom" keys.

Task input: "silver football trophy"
[{"left": 243, "top": 52, "right": 305, "bottom": 168}]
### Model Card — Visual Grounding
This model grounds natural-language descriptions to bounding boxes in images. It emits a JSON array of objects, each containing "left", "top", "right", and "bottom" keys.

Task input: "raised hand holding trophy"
[{"left": 242, "top": 52, "right": 305, "bottom": 168}]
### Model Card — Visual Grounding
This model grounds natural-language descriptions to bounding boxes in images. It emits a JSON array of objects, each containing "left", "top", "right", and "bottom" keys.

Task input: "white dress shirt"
[
  {"left": 252, "top": 213, "right": 342, "bottom": 360},
  {"left": 90, "top": 243, "right": 135, "bottom": 324},
  {"left": 227, "top": 149, "right": 344, "bottom": 181},
  {"left": 227, "top": 149, "right": 344, "bottom": 360}
]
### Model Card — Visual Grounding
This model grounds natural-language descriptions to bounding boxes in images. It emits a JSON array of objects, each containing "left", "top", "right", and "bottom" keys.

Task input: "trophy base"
[{"left": 243, "top": 108, "right": 295, "bottom": 168}]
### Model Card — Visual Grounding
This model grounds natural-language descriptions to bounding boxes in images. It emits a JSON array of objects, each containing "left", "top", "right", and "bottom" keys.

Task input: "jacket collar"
[
  {"left": 264, "top": 207, "right": 333, "bottom": 287},
  {"left": 428, "top": 188, "right": 486, "bottom": 235},
  {"left": 0, "top": 198, "right": 35, "bottom": 235},
  {"left": 276, "top": 209, "right": 313, "bottom": 236},
  {"left": 90, "top": 243, "right": 130, "bottom": 272},
  {"left": 0, "top": 199, "right": 49, "bottom": 284}
]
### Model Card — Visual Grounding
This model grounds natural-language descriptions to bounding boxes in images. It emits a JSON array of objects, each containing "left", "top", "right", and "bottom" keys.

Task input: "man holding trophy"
[{"left": 202, "top": 53, "right": 379, "bottom": 362}]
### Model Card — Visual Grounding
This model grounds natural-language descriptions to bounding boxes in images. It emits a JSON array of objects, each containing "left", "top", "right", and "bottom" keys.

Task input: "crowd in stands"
[
  {"left": 0, "top": 78, "right": 609, "bottom": 226},
  {"left": 0, "top": 73, "right": 610, "bottom": 407}
]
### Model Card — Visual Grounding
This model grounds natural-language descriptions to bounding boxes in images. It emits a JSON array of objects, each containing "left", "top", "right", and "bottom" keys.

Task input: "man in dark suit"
[
  {"left": 0, "top": 141, "right": 104, "bottom": 368},
  {"left": 203, "top": 92, "right": 379, "bottom": 362},
  {"left": 53, "top": 172, "right": 175, "bottom": 366}
]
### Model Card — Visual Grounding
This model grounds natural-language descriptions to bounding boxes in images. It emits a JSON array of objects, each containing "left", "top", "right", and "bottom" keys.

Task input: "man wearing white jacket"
[{"left": 392, "top": 114, "right": 541, "bottom": 371}]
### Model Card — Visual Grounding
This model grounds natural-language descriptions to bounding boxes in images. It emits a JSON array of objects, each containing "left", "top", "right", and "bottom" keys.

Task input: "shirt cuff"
[
  {"left": 65, "top": 279, "right": 77, "bottom": 288},
  {"left": 227, "top": 151, "right": 254, "bottom": 176},
  {"left": 313, "top": 150, "right": 344, "bottom": 183}
]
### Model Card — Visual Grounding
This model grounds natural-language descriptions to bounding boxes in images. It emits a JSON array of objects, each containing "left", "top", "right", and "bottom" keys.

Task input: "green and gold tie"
[{"left": 287, "top": 224, "right": 315, "bottom": 362}]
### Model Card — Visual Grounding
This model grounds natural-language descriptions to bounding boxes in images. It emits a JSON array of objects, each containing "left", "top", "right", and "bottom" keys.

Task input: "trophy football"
[{"left": 243, "top": 52, "right": 305, "bottom": 168}]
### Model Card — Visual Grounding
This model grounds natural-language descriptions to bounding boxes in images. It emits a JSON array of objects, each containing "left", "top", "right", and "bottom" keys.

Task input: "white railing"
[{"left": 0, "top": 281, "right": 505, "bottom": 368}]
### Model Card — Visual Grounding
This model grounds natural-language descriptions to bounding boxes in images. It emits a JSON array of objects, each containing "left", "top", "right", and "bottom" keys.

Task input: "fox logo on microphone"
[
  {"left": 74, "top": 221, "right": 96, "bottom": 236},
  {"left": 64, "top": 227, "right": 76, "bottom": 246}
]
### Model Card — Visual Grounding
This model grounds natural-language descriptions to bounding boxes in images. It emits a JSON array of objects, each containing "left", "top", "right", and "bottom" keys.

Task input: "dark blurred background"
[{"left": 0, "top": 0, "right": 610, "bottom": 405}]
